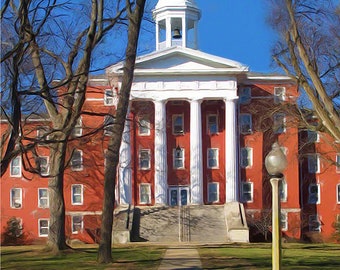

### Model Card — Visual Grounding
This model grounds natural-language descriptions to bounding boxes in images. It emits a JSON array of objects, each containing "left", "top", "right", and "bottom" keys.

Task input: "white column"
[
  {"left": 119, "top": 114, "right": 132, "bottom": 205},
  {"left": 225, "top": 98, "right": 239, "bottom": 202},
  {"left": 182, "top": 16, "right": 186, "bottom": 48},
  {"left": 166, "top": 17, "right": 171, "bottom": 48},
  {"left": 155, "top": 20, "right": 159, "bottom": 50},
  {"left": 190, "top": 99, "right": 203, "bottom": 204},
  {"left": 154, "top": 99, "right": 168, "bottom": 204}
]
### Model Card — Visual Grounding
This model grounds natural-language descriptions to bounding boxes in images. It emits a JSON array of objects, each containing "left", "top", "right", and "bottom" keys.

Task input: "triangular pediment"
[{"left": 106, "top": 47, "right": 248, "bottom": 75}]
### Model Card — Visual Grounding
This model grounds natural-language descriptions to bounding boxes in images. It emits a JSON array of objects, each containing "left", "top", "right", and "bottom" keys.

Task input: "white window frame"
[
  {"left": 10, "top": 156, "right": 22, "bottom": 177},
  {"left": 71, "top": 149, "right": 83, "bottom": 171},
  {"left": 308, "top": 183, "right": 320, "bottom": 204},
  {"left": 274, "top": 87, "right": 286, "bottom": 103},
  {"left": 241, "top": 182, "right": 253, "bottom": 202},
  {"left": 240, "top": 114, "right": 252, "bottom": 134},
  {"left": 207, "top": 148, "right": 219, "bottom": 169},
  {"left": 140, "top": 183, "right": 151, "bottom": 204},
  {"left": 336, "top": 154, "right": 340, "bottom": 173},
  {"left": 37, "top": 156, "right": 49, "bottom": 176},
  {"left": 308, "top": 154, "right": 320, "bottom": 174},
  {"left": 173, "top": 147, "right": 185, "bottom": 169},
  {"left": 207, "top": 114, "right": 218, "bottom": 134},
  {"left": 240, "top": 147, "right": 253, "bottom": 168},
  {"left": 309, "top": 215, "right": 321, "bottom": 232},
  {"left": 239, "top": 87, "right": 251, "bottom": 104},
  {"left": 72, "top": 215, "right": 84, "bottom": 234},
  {"left": 337, "top": 183, "right": 340, "bottom": 204},
  {"left": 38, "top": 188, "right": 49, "bottom": 208},
  {"left": 281, "top": 212, "right": 288, "bottom": 231},
  {"left": 172, "top": 114, "right": 184, "bottom": 135},
  {"left": 104, "top": 115, "right": 114, "bottom": 136},
  {"left": 72, "top": 117, "right": 82, "bottom": 137},
  {"left": 208, "top": 182, "right": 219, "bottom": 203},
  {"left": 273, "top": 113, "right": 286, "bottom": 134},
  {"left": 307, "top": 130, "right": 319, "bottom": 143},
  {"left": 38, "top": 219, "right": 49, "bottom": 237},
  {"left": 138, "top": 117, "right": 151, "bottom": 136},
  {"left": 10, "top": 188, "right": 22, "bottom": 209},
  {"left": 139, "top": 149, "right": 151, "bottom": 170},
  {"left": 279, "top": 178, "right": 288, "bottom": 202},
  {"left": 71, "top": 184, "right": 83, "bottom": 205},
  {"left": 104, "top": 89, "right": 115, "bottom": 105}
]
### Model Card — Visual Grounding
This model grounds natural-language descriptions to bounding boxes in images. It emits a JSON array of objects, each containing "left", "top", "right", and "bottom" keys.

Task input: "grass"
[
  {"left": 1, "top": 245, "right": 166, "bottom": 270},
  {"left": 1, "top": 243, "right": 340, "bottom": 269},
  {"left": 198, "top": 243, "right": 340, "bottom": 269}
]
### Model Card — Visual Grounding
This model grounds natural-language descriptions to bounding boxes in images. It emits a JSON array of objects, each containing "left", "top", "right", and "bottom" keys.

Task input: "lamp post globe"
[{"left": 265, "top": 142, "right": 287, "bottom": 270}]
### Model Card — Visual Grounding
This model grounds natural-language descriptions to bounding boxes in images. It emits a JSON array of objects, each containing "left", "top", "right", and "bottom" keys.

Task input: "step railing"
[{"left": 179, "top": 206, "right": 191, "bottom": 242}]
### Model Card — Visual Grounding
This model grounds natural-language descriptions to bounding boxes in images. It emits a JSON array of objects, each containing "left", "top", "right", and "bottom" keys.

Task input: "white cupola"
[{"left": 153, "top": 0, "right": 201, "bottom": 51}]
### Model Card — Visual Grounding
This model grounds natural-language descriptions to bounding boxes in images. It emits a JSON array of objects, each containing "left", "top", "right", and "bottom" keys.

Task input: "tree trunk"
[
  {"left": 97, "top": 0, "right": 146, "bottom": 263},
  {"left": 46, "top": 141, "right": 69, "bottom": 253}
]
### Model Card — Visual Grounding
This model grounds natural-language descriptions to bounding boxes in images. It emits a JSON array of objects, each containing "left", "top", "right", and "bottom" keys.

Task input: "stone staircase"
[{"left": 112, "top": 204, "right": 249, "bottom": 243}]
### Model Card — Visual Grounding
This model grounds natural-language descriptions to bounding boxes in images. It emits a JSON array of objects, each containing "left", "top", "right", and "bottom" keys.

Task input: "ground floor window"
[
  {"left": 309, "top": 215, "right": 321, "bottom": 232},
  {"left": 72, "top": 215, "right": 84, "bottom": 234},
  {"left": 140, "top": 184, "right": 151, "bottom": 204},
  {"left": 38, "top": 219, "right": 49, "bottom": 237},
  {"left": 208, "top": 182, "right": 219, "bottom": 203},
  {"left": 281, "top": 212, "right": 288, "bottom": 231}
]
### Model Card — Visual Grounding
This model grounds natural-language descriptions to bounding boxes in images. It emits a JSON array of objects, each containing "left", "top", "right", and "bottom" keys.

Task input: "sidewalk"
[{"left": 158, "top": 246, "right": 202, "bottom": 270}]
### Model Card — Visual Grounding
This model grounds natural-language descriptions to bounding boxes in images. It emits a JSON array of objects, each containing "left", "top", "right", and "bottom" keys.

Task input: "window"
[
  {"left": 10, "top": 156, "right": 21, "bottom": 177},
  {"left": 139, "top": 149, "right": 151, "bottom": 170},
  {"left": 308, "top": 184, "right": 320, "bottom": 204},
  {"left": 207, "top": 114, "right": 218, "bottom": 134},
  {"left": 207, "top": 148, "right": 219, "bottom": 168},
  {"left": 104, "top": 115, "right": 114, "bottom": 136},
  {"left": 37, "top": 126, "right": 50, "bottom": 142},
  {"left": 240, "top": 114, "right": 252, "bottom": 134},
  {"left": 239, "top": 87, "right": 251, "bottom": 104},
  {"left": 241, "top": 182, "right": 253, "bottom": 202},
  {"left": 72, "top": 117, "right": 82, "bottom": 137},
  {"left": 274, "top": 87, "right": 286, "bottom": 103},
  {"left": 336, "top": 154, "right": 340, "bottom": 173},
  {"left": 279, "top": 178, "right": 287, "bottom": 202},
  {"left": 309, "top": 215, "right": 321, "bottom": 232},
  {"left": 208, "top": 182, "right": 219, "bottom": 203},
  {"left": 38, "top": 188, "right": 49, "bottom": 208},
  {"left": 71, "top": 150, "right": 83, "bottom": 171},
  {"left": 337, "top": 184, "right": 340, "bottom": 204},
  {"left": 273, "top": 113, "right": 286, "bottom": 134},
  {"left": 307, "top": 130, "right": 319, "bottom": 143},
  {"left": 140, "top": 184, "right": 151, "bottom": 204},
  {"left": 173, "top": 147, "right": 184, "bottom": 169},
  {"left": 38, "top": 219, "right": 49, "bottom": 237},
  {"left": 36, "top": 156, "right": 49, "bottom": 176},
  {"left": 72, "top": 184, "right": 83, "bottom": 205},
  {"left": 138, "top": 117, "right": 150, "bottom": 135},
  {"left": 281, "top": 212, "right": 288, "bottom": 231},
  {"left": 240, "top": 147, "right": 253, "bottom": 168},
  {"left": 173, "top": 115, "right": 184, "bottom": 135},
  {"left": 10, "top": 188, "right": 22, "bottom": 208},
  {"left": 308, "top": 154, "right": 320, "bottom": 174},
  {"left": 104, "top": 89, "right": 115, "bottom": 105},
  {"left": 72, "top": 215, "right": 83, "bottom": 234}
]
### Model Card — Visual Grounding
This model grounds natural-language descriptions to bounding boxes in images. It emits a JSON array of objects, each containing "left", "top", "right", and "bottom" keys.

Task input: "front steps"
[{"left": 112, "top": 204, "right": 249, "bottom": 244}]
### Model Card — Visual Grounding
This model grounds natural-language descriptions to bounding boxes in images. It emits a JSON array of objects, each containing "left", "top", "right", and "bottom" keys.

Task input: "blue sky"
[{"left": 196, "top": 0, "right": 277, "bottom": 73}]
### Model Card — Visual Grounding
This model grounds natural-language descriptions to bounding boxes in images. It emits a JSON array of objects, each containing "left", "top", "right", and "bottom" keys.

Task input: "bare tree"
[
  {"left": 1, "top": 0, "right": 133, "bottom": 253},
  {"left": 268, "top": 0, "right": 340, "bottom": 142},
  {"left": 97, "top": 0, "right": 146, "bottom": 263}
]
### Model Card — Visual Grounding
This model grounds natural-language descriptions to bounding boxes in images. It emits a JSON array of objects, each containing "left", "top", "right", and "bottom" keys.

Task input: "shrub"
[{"left": 1, "top": 217, "right": 27, "bottom": 245}]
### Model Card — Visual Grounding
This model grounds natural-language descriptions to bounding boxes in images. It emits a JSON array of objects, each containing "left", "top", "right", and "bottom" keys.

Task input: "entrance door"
[{"left": 169, "top": 187, "right": 189, "bottom": 206}]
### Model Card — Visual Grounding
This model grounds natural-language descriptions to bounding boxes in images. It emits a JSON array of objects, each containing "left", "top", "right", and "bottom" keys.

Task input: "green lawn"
[
  {"left": 1, "top": 243, "right": 340, "bottom": 269},
  {"left": 199, "top": 243, "right": 340, "bottom": 269}
]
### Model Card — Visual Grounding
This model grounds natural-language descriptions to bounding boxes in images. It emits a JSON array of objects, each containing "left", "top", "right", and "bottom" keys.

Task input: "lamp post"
[{"left": 265, "top": 142, "right": 287, "bottom": 270}]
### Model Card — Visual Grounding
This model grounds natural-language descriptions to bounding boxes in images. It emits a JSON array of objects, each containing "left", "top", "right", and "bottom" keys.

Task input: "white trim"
[
  {"left": 38, "top": 188, "right": 49, "bottom": 208},
  {"left": 38, "top": 219, "right": 49, "bottom": 237},
  {"left": 10, "top": 156, "right": 22, "bottom": 177},
  {"left": 71, "top": 184, "right": 84, "bottom": 205},
  {"left": 10, "top": 188, "right": 22, "bottom": 209}
]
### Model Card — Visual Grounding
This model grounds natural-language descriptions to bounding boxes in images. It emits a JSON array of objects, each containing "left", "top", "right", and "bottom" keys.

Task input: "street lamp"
[{"left": 265, "top": 142, "right": 287, "bottom": 270}]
